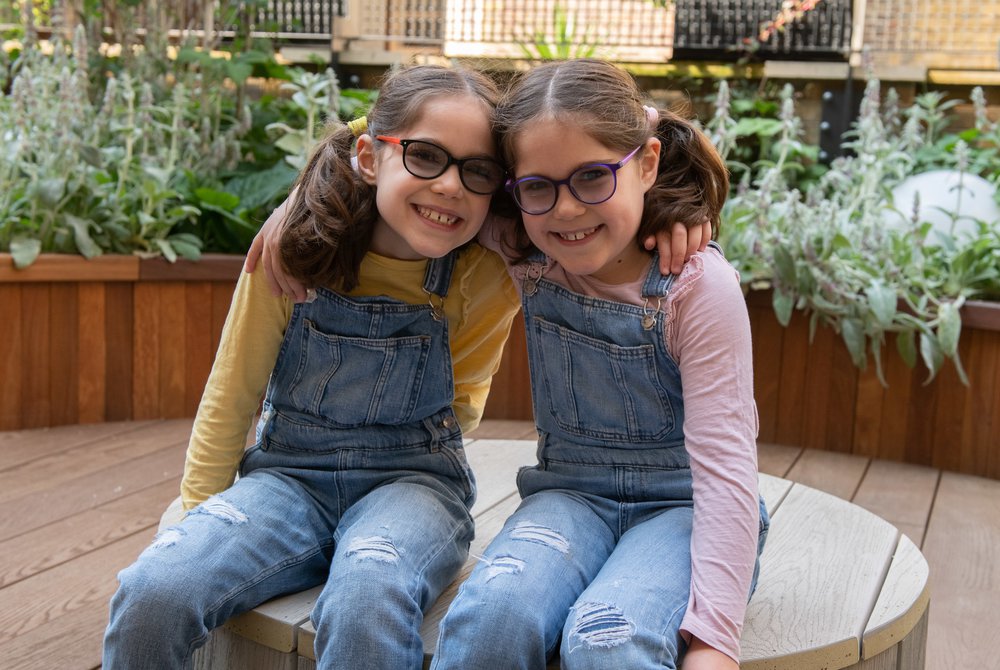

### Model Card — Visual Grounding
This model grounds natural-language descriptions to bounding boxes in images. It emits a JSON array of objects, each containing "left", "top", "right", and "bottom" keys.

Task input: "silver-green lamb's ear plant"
[
  {"left": 1, "top": 24, "right": 252, "bottom": 267},
  {"left": 266, "top": 67, "right": 342, "bottom": 170},
  {"left": 719, "top": 76, "right": 999, "bottom": 385}
]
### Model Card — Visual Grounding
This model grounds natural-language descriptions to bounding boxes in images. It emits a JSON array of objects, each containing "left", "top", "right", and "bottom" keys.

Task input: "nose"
[
  {"left": 430, "top": 164, "right": 464, "bottom": 198},
  {"left": 551, "top": 184, "right": 584, "bottom": 219}
]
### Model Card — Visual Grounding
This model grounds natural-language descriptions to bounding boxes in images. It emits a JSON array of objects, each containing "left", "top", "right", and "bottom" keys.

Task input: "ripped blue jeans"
[
  {"left": 103, "top": 457, "right": 473, "bottom": 670},
  {"left": 432, "top": 488, "right": 768, "bottom": 670}
]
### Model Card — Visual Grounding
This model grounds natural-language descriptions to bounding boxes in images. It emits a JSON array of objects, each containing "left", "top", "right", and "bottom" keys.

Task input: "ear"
[
  {"left": 355, "top": 134, "right": 379, "bottom": 185},
  {"left": 638, "top": 137, "right": 661, "bottom": 193}
]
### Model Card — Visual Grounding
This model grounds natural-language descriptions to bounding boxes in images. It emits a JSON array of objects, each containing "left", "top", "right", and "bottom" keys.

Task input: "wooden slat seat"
[{"left": 157, "top": 440, "right": 929, "bottom": 670}]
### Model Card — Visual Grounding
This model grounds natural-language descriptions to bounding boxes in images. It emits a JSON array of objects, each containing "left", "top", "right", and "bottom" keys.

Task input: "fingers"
[
  {"left": 695, "top": 218, "right": 711, "bottom": 254},
  {"left": 669, "top": 222, "right": 688, "bottom": 275}
]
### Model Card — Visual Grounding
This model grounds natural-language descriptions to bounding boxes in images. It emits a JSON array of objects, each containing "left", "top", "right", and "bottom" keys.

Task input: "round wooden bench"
[{"left": 157, "top": 439, "right": 929, "bottom": 670}]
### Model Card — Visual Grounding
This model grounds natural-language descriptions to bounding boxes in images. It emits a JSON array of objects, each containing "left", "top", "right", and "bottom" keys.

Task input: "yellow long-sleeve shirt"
[{"left": 181, "top": 243, "right": 519, "bottom": 509}]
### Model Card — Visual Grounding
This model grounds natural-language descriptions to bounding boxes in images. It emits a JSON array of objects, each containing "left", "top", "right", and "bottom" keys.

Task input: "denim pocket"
[
  {"left": 288, "top": 319, "right": 431, "bottom": 426},
  {"left": 533, "top": 318, "right": 675, "bottom": 442}
]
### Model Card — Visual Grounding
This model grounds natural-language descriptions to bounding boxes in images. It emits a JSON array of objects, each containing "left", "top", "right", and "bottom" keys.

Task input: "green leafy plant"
[
  {"left": 517, "top": 4, "right": 601, "bottom": 60},
  {"left": 0, "top": 26, "right": 251, "bottom": 266},
  {"left": 717, "top": 80, "right": 1000, "bottom": 384}
]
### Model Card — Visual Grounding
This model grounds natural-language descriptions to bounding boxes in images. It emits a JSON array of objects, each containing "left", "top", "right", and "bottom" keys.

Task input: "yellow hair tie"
[{"left": 347, "top": 117, "right": 368, "bottom": 137}]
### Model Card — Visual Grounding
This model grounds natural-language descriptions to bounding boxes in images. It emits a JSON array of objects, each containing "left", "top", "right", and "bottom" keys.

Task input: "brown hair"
[
  {"left": 494, "top": 58, "right": 728, "bottom": 261},
  {"left": 278, "top": 64, "right": 502, "bottom": 291}
]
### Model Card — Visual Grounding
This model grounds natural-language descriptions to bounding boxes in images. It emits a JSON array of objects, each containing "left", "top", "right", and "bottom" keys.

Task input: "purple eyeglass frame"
[{"left": 504, "top": 145, "right": 643, "bottom": 215}]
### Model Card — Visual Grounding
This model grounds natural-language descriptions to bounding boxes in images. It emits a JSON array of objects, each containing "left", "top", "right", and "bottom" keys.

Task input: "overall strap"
[
  {"left": 640, "top": 251, "right": 677, "bottom": 299},
  {"left": 422, "top": 248, "right": 461, "bottom": 298},
  {"left": 640, "top": 241, "right": 726, "bottom": 299}
]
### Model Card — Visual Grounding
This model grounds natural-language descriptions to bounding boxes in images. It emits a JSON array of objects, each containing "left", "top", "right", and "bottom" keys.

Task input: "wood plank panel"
[
  {"left": 750, "top": 304, "right": 784, "bottom": 443},
  {"left": 0, "top": 285, "right": 23, "bottom": 430},
  {"left": 466, "top": 420, "right": 537, "bottom": 441},
  {"left": 463, "top": 438, "right": 537, "bottom": 514},
  {"left": 0, "top": 529, "right": 151, "bottom": 649},
  {"left": 903, "top": 357, "right": 937, "bottom": 469},
  {"left": 48, "top": 283, "right": 79, "bottom": 426},
  {"left": 0, "top": 252, "right": 138, "bottom": 282},
  {"left": 757, "top": 442, "right": 802, "bottom": 478},
  {"left": 21, "top": 284, "right": 52, "bottom": 428},
  {"left": 105, "top": 282, "right": 134, "bottom": 421},
  {"left": 959, "top": 329, "right": 998, "bottom": 477},
  {"left": 773, "top": 311, "right": 809, "bottom": 447},
  {"left": 784, "top": 448, "right": 870, "bottom": 502},
  {"left": 0, "top": 420, "right": 156, "bottom": 472},
  {"left": 0, "top": 419, "right": 190, "bottom": 507},
  {"left": 483, "top": 312, "right": 532, "bottom": 421},
  {"left": 930, "top": 336, "right": 972, "bottom": 473},
  {"left": 825, "top": 333, "right": 859, "bottom": 453},
  {"left": 922, "top": 471, "right": 1000, "bottom": 670},
  {"left": 0, "top": 437, "right": 188, "bottom": 542},
  {"left": 158, "top": 283, "right": 188, "bottom": 419},
  {"left": 132, "top": 282, "right": 161, "bottom": 419},
  {"left": 876, "top": 337, "right": 914, "bottom": 464},
  {"left": 77, "top": 282, "right": 107, "bottom": 423},
  {"left": 800, "top": 320, "right": 834, "bottom": 452},
  {"left": 184, "top": 282, "right": 214, "bottom": 415},
  {"left": 0, "top": 479, "right": 177, "bottom": 589},
  {"left": 851, "top": 459, "right": 940, "bottom": 547},
  {"left": 851, "top": 360, "right": 885, "bottom": 459}
]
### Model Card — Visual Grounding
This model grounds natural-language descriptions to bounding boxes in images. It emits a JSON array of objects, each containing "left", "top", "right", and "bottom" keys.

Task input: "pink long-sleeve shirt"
[{"left": 495, "top": 233, "right": 761, "bottom": 663}]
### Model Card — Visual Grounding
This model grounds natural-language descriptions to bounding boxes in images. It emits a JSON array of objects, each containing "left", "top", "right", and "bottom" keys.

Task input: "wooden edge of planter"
[
  {"left": 0, "top": 253, "right": 139, "bottom": 282},
  {"left": 0, "top": 253, "right": 244, "bottom": 283},
  {"left": 744, "top": 288, "right": 1000, "bottom": 333}
]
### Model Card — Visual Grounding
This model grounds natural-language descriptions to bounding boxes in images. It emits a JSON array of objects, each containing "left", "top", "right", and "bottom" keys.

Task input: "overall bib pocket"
[
  {"left": 288, "top": 319, "right": 432, "bottom": 427},
  {"left": 533, "top": 318, "right": 676, "bottom": 443}
]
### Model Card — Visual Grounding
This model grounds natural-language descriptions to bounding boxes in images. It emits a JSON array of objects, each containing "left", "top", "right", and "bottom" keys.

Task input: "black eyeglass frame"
[
  {"left": 504, "top": 145, "right": 643, "bottom": 215},
  {"left": 374, "top": 135, "right": 506, "bottom": 195}
]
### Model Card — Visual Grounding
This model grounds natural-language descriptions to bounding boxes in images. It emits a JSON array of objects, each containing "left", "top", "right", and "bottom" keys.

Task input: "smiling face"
[
  {"left": 511, "top": 116, "right": 661, "bottom": 284},
  {"left": 357, "top": 94, "right": 499, "bottom": 260}
]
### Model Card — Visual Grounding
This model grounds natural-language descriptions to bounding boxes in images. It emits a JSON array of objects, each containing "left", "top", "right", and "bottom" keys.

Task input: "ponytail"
[
  {"left": 278, "top": 124, "right": 378, "bottom": 292},
  {"left": 639, "top": 110, "right": 729, "bottom": 243}
]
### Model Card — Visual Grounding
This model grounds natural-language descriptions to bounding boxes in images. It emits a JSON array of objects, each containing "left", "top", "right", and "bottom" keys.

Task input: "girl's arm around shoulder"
[
  {"left": 181, "top": 266, "right": 293, "bottom": 510},
  {"left": 448, "top": 243, "right": 520, "bottom": 433},
  {"left": 670, "top": 248, "right": 760, "bottom": 663}
]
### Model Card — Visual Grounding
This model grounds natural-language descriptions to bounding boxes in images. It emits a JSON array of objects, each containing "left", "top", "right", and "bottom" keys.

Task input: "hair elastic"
[
  {"left": 347, "top": 117, "right": 368, "bottom": 137},
  {"left": 643, "top": 105, "right": 659, "bottom": 129}
]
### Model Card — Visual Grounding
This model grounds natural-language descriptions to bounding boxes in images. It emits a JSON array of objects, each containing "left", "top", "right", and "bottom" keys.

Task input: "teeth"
[
  {"left": 416, "top": 206, "right": 458, "bottom": 225},
  {"left": 558, "top": 227, "right": 597, "bottom": 241}
]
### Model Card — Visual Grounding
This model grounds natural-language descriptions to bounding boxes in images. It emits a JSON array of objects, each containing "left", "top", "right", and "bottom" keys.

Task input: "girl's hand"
[
  {"left": 243, "top": 198, "right": 310, "bottom": 303},
  {"left": 644, "top": 218, "right": 712, "bottom": 275},
  {"left": 681, "top": 637, "right": 739, "bottom": 670}
]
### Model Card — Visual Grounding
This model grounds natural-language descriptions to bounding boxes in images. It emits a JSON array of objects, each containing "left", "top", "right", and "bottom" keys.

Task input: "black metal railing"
[{"left": 673, "top": 0, "right": 853, "bottom": 60}]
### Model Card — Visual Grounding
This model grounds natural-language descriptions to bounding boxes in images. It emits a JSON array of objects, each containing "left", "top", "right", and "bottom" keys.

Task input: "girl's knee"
[{"left": 561, "top": 603, "right": 679, "bottom": 670}]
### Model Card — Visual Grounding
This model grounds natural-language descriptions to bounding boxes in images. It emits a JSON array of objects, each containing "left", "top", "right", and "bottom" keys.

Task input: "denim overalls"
[
  {"left": 105, "top": 251, "right": 476, "bottom": 670},
  {"left": 434, "top": 249, "right": 767, "bottom": 670}
]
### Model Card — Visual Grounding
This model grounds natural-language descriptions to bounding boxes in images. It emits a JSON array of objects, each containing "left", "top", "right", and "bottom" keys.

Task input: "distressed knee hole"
[
  {"left": 345, "top": 536, "right": 401, "bottom": 564},
  {"left": 189, "top": 497, "right": 248, "bottom": 525},
  {"left": 482, "top": 555, "right": 525, "bottom": 581},
  {"left": 148, "top": 526, "right": 185, "bottom": 550},
  {"left": 567, "top": 601, "right": 635, "bottom": 651},
  {"left": 509, "top": 522, "right": 570, "bottom": 554}
]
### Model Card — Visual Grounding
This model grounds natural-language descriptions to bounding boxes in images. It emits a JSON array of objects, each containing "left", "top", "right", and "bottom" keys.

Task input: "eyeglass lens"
[
  {"left": 512, "top": 166, "right": 617, "bottom": 214},
  {"left": 402, "top": 141, "right": 505, "bottom": 194}
]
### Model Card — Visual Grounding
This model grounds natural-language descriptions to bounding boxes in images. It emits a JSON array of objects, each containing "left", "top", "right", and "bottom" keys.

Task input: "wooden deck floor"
[{"left": 1, "top": 418, "right": 998, "bottom": 669}]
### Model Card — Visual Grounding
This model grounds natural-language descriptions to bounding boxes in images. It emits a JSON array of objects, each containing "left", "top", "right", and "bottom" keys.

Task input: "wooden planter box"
[
  {"left": 483, "top": 289, "right": 1000, "bottom": 480},
  {"left": 4, "top": 254, "right": 998, "bottom": 480},
  {"left": 0, "top": 253, "right": 242, "bottom": 431}
]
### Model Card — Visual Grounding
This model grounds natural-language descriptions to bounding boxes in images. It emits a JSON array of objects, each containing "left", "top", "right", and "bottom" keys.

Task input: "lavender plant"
[
  {"left": 0, "top": 26, "right": 251, "bottom": 267},
  {"left": 717, "top": 80, "right": 1000, "bottom": 383}
]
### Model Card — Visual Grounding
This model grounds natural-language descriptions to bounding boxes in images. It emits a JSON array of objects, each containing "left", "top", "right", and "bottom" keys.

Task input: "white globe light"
[{"left": 885, "top": 169, "right": 1000, "bottom": 240}]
